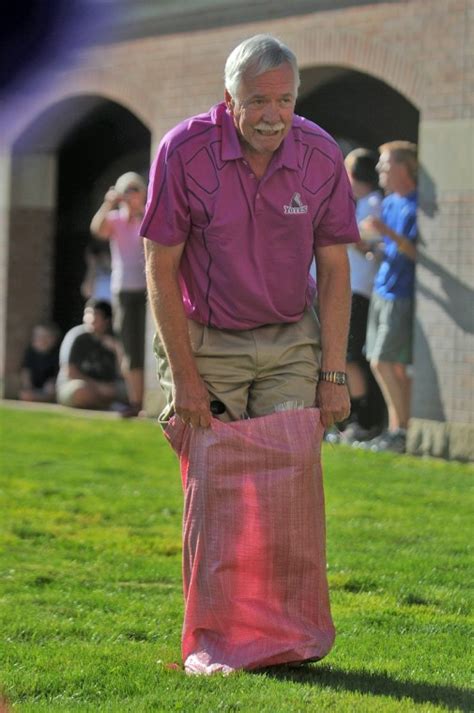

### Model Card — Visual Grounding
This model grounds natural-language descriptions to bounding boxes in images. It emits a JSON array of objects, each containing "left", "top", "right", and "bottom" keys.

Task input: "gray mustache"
[{"left": 254, "top": 123, "right": 285, "bottom": 131}]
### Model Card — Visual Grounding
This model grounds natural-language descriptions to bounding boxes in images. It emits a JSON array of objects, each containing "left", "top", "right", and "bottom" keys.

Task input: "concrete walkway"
[{"left": 0, "top": 399, "right": 153, "bottom": 421}]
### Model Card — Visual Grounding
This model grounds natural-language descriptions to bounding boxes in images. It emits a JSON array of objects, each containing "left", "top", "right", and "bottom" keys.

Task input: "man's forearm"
[
  {"left": 316, "top": 247, "right": 351, "bottom": 372},
  {"left": 314, "top": 244, "right": 352, "bottom": 426},
  {"left": 144, "top": 242, "right": 199, "bottom": 381},
  {"left": 144, "top": 240, "right": 212, "bottom": 427}
]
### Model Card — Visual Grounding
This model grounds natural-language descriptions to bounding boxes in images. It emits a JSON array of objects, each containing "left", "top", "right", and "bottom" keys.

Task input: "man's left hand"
[{"left": 315, "top": 381, "right": 351, "bottom": 429}]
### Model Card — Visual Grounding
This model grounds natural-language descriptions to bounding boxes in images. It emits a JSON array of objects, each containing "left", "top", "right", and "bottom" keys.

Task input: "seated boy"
[
  {"left": 19, "top": 323, "right": 60, "bottom": 402},
  {"left": 56, "top": 300, "right": 128, "bottom": 410}
]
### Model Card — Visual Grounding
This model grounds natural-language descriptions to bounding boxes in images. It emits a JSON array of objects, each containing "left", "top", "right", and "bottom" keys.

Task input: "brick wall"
[
  {"left": 5, "top": 207, "right": 55, "bottom": 397},
  {"left": 3, "top": 1, "right": 470, "bottom": 139}
]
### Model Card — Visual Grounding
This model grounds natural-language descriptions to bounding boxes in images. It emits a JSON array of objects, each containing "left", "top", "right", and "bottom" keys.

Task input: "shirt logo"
[{"left": 283, "top": 192, "right": 308, "bottom": 215}]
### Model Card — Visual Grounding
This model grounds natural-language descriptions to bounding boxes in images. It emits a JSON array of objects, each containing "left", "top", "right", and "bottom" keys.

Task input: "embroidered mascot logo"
[{"left": 284, "top": 192, "right": 308, "bottom": 215}]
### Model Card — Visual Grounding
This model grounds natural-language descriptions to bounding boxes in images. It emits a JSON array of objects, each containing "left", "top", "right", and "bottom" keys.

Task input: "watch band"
[{"left": 319, "top": 370, "right": 347, "bottom": 385}]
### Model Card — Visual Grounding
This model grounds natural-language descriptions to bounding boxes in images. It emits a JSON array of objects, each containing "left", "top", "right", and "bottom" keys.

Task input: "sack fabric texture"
[{"left": 164, "top": 407, "right": 335, "bottom": 674}]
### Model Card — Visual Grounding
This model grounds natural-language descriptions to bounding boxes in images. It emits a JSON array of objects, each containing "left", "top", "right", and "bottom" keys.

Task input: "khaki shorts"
[
  {"left": 155, "top": 310, "right": 321, "bottom": 423},
  {"left": 365, "top": 293, "right": 414, "bottom": 364}
]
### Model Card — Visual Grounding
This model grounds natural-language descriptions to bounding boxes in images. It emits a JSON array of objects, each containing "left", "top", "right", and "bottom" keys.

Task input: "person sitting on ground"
[
  {"left": 90, "top": 172, "right": 147, "bottom": 417},
  {"left": 19, "top": 322, "right": 61, "bottom": 403},
  {"left": 56, "top": 299, "right": 128, "bottom": 411}
]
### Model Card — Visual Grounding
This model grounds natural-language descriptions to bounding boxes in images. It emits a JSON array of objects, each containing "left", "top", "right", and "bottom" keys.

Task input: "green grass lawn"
[{"left": 0, "top": 406, "right": 472, "bottom": 712}]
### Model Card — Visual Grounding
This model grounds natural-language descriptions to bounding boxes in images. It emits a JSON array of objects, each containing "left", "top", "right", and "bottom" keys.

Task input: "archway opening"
[
  {"left": 13, "top": 95, "right": 151, "bottom": 333},
  {"left": 296, "top": 65, "right": 419, "bottom": 152},
  {"left": 5, "top": 96, "right": 150, "bottom": 397},
  {"left": 53, "top": 99, "right": 151, "bottom": 331}
]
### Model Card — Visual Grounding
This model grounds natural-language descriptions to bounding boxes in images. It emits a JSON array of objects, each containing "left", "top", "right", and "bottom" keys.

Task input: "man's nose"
[{"left": 262, "top": 102, "right": 280, "bottom": 123}]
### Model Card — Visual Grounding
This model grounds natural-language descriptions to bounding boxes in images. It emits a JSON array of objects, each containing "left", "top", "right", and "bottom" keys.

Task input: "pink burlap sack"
[{"left": 164, "top": 407, "right": 335, "bottom": 674}]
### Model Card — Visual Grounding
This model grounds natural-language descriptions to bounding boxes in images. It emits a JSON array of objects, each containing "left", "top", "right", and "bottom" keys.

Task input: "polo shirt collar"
[
  {"left": 274, "top": 127, "right": 298, "bottom": 171},
  {"left": 219, "top": 102, "right": 299, "bottom": 170},
  {"left": 220, "top": 104, "right": 243, "bottom": 161}
]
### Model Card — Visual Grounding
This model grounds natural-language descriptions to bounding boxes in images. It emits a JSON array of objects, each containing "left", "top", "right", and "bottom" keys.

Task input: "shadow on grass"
[{"left": 255, "top": 664, "right": 473, "bottom": 711}]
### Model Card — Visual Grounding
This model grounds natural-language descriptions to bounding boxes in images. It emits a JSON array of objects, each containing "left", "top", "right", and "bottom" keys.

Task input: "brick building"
[{"left": 1, "top": 0, "right": 472, "bottom": 459}]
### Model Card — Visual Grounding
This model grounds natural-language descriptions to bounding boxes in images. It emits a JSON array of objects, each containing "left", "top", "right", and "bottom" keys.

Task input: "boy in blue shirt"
[{"left": 362, "top": 141, "right": 418, "bottom": 453}]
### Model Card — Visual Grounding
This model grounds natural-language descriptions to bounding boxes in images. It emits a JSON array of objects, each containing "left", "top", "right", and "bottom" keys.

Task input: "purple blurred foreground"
[{"left": 0, "top": 0, "right": 110, "bottom": 102}]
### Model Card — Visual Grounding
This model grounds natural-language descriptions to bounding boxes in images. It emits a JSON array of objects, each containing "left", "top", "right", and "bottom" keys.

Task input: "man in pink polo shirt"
[{"left": 141, "top": 34, "right": 360, "bottom": 427}]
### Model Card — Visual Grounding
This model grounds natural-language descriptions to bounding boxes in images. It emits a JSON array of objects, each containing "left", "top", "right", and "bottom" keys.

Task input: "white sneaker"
[{"left": 359, "top": 429, "right": 406, "bottom": 454}]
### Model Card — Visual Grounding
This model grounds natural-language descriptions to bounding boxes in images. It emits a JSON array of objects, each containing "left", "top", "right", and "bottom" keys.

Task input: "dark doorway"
[
  {"left": 296, "top": 66, "right": 419, "bottom": 152},
  {"left": 53, "top": 99, "right": 151, "bottom": 332}
]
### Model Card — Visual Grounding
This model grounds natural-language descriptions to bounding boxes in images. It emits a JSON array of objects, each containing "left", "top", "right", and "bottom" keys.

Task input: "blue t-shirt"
[{"left": 374, "top": 190, "right": 417, "bottom": 300}]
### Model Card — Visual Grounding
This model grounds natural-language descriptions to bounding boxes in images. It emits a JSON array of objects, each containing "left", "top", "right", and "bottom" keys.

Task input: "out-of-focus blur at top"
[
  {"left": 0, "top": 1, "right": 102, "bottom": 100},
  {"left": 0, "top": 0, "right": 400, "bottom": 100},
  {"left": 0, "top": 2, "right": 101, "bottom": 104}
]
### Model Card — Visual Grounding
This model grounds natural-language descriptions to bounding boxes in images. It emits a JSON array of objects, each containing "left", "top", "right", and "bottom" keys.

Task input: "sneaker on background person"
[
  {"left": 340, "top": 421, "right": 380, "bottom": 445},
  {"left": 324, "top": 418, "right": 381, "bottom": 447},
  {"left": 324, "top": 426, "right": 342, "bottom": 445},
  {"left": 357, "top": 428, "right": 407, "bottom": 454}
]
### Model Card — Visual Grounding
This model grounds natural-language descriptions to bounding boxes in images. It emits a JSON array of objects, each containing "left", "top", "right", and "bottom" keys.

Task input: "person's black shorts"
[
  {"left": 113, "top": 290, "right": 146, "bottom": 370},
  {"left": 347, "top": 293, "right": 370, "bottom": 363}
]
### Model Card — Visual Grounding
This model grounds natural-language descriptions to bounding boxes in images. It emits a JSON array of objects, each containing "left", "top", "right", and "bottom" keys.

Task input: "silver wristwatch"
[{"left": 318, "top": 370, "right": 348, "bottom": 385}]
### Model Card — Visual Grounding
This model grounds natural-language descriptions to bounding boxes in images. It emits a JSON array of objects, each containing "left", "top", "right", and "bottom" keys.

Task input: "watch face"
[{"left": 320, "top": 371, "right": 346, "bottom": 384}]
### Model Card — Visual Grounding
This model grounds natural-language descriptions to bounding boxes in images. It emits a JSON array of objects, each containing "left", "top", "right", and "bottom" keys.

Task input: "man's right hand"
[
  {"left": 173, "top": 374, "right": 212, "bottom": 428},
  {"left": 144, "top": 241, "right": 213, "bottom": 428}
]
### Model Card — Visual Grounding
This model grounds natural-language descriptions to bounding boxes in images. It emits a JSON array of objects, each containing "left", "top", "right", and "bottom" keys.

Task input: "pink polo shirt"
[{"left": 141, "top": 102, "right": 359, "bottom": 330}]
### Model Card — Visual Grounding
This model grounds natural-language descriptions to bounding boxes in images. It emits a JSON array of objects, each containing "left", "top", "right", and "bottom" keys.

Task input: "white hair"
[{"left": 224, "top": 34, "right": 300, "bottom": 99}]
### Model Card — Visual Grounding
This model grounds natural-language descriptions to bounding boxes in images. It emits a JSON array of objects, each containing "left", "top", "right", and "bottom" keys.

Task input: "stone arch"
[
  {"left": 4, "top": 70, "right": 155, "bottom": 148},
  {"left": 2, "top": 93, "right": 151, "bottom": 398},
  {"left": 292, "top": 27, "right": 424, "bottom": 110},
  {"left": 296, "top": 65, "right": 419, "bottom": 150}
]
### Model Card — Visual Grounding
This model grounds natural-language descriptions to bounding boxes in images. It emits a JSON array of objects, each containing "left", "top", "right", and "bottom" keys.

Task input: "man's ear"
[{"left": 224, "top": 89, "right": 234, "bottom": 113}]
